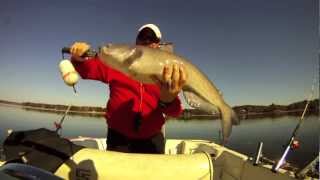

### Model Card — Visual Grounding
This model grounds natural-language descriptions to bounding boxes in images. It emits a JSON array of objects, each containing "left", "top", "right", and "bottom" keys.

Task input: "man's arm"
[{"left": 70, "top": 42, "right": 109, "bottom": 83}]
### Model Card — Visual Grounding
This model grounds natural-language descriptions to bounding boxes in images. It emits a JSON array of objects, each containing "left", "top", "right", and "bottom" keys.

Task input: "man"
[{"left": 70, "top": 24, "right": 187, "bottom": 154}]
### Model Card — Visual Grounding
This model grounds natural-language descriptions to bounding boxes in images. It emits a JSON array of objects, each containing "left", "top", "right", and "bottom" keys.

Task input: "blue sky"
[{"left": 0, "top": 0, "right": 318, "bottom": 107}]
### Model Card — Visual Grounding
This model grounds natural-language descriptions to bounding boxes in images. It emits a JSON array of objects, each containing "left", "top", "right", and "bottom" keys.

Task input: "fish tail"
[
  {"left": 220, "top": 104, "right": 239, "bottom": 143},
  {"left": 231, "top": 109, "right": 240, "bottom": 125},
  {"left": 219, "top": 107, "right": 232, "bottom": 142}
]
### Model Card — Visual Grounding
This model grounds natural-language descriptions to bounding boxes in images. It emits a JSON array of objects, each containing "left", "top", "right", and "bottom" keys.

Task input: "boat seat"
[{"left": 212, "top": 151, "right": 295, "bottom": 180}]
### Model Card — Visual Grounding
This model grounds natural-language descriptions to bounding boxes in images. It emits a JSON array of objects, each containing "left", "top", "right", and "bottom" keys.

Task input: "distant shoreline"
[
  {"left": 0, "top": 101, "right": 105, "bottom": 118},
  {"left": 0, "top": 99, "right": 318, "bottom": 120},
  {"left": 183, "top": 99, "right": 318, "bottom": 120}
]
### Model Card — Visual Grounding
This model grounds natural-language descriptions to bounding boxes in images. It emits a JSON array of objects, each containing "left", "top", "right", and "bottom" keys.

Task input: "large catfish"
[{"left": 98, "top": 44, "right": 239, "bottom": 143}]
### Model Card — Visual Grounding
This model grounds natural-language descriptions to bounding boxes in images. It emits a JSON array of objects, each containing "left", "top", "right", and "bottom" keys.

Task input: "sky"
[{"left": 0, "top": 0, "right": 318, "bottom": 107}]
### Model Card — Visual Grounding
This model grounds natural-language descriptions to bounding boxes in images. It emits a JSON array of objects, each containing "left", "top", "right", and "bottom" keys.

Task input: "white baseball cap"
[{"left": 138, "top": 24, "right": 162, "bottom": 40}]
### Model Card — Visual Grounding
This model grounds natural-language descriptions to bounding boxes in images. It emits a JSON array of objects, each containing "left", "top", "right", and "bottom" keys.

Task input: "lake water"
[{"left": 0, "top": 105, "right": 318, "bottom": 168}]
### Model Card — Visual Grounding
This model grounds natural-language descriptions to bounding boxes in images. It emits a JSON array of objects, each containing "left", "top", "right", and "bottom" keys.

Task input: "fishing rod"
[
  {"left": 61, "top": 47, "right": 97, "bottom": 57},
  {"left": 54, "top": 104, "right": 72, "bottom": 133},
  {"left": 54, "top": 48, "right": 91, "bottom": 134},
  {"left": 55, "top": 46, "right": 101, "bottom": 134},
  {"left": 272, "top": 74, "right": 317, "bottom": 172}
]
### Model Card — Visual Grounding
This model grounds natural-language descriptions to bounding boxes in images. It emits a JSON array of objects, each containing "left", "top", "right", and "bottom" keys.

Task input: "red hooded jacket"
[{"left": 72, "top": 57, "right": 183, "bottom": 139}]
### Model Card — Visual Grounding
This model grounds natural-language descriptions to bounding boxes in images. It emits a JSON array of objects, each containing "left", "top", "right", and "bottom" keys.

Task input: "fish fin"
[
  {"left": 124, "top": 48, "right": 143, "bottom": 66},
  {"left": 182, "top": 90, "right": 219, "bottom": 114}
]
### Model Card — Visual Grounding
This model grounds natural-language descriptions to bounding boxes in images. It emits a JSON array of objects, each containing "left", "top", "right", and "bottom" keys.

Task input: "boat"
[{"left": 0, "top": 128, "right": 317, "bottom": 180}]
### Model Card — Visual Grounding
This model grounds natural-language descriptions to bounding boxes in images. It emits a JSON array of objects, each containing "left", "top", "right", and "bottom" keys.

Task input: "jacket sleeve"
[
  {"left": 159, "top": 97, "right": 183, "bottom": 118},
  {"left": 71, "top": 57, "right": 110, "bottom": 83}
]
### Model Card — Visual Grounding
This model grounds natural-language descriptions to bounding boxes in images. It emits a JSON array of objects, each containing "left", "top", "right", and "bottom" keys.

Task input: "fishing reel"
[{"left": 290, "top": 139, "right": 300, "bottom": 150}]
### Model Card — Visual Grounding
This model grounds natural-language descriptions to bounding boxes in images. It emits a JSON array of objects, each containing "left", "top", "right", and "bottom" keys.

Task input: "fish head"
[{"left": 99, "top": 44, "right": 142, "bottom": 74}]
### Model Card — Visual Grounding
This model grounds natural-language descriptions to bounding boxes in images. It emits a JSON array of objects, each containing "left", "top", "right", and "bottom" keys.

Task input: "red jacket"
[{"left": 72, "top": 57, "right": 183, "bottom": 139}]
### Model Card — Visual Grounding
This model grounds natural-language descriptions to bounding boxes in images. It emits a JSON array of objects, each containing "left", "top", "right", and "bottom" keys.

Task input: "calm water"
[{"left": 0, "top": 105, "right": 318, "bottom": 168}]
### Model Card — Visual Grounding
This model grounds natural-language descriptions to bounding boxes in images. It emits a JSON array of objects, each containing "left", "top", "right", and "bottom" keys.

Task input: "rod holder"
[{"left": 253, "top": 142, "right": 263, "bottom": 165}]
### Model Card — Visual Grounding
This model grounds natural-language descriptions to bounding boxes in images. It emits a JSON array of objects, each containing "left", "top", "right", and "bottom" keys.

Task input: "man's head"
[{"left": 136, "top": 24, "right": 161, "bottom": 48}]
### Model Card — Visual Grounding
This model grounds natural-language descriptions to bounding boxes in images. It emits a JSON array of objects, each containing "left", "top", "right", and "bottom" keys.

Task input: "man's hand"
[
  {"left": 153, "top": 63, "right": 187, "bottom": 103},
  {"left": 70, "top": 42, "right": 91, "bottom": 57}
]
